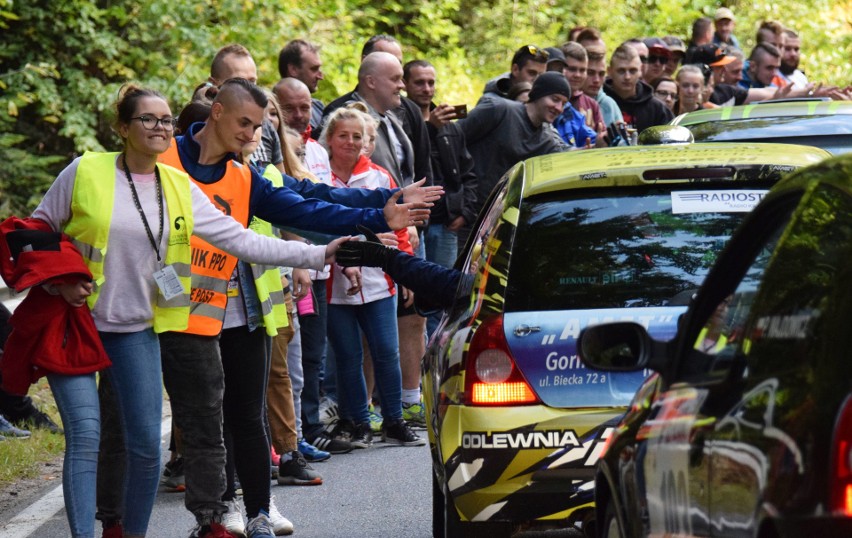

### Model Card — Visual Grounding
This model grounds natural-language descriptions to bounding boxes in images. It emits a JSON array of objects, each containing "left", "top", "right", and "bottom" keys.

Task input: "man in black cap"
[
  {"left": 544, "top": 47, "right": 568, "bottom": 72},
  {"left": 480, "top": 44, "right": 549, "bottom": 102},
  {"left": 459, "top": 71, "right": 570, "bottom": 244},
  {"left": 642, "top": 38, "right": 671, "bottom": 84},
  {"left": 662, "top": 36, "right": 686, "bottom": 76}
]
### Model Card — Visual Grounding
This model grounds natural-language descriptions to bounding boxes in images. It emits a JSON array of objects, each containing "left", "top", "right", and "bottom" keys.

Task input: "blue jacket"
[
  {"left": 553, "top": 104, "right": 597, "bottom": 148},
  {"left": 177, "top": 123, "right": 393, "bottom": 235}
]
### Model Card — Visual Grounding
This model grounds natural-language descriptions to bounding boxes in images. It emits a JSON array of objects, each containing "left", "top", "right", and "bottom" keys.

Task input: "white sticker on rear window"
[{"left": 671, "top": 190, "right": 768, "bottom": 214}]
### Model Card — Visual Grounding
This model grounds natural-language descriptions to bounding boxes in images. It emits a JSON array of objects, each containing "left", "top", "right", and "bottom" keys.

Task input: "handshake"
[{"left": 335, "top": 225, "right": 398, "bottom": 271}]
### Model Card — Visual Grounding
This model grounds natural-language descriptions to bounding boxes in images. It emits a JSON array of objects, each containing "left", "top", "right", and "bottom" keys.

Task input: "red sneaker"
[
  {"left": 193, "top": 522, "right": 238, "bottom": 538},
  {"left": 102, "top": 520, "right": 123, "bottom": 538}
]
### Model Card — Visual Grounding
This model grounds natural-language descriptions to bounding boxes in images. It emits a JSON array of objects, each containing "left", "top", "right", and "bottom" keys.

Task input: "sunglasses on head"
[{"left": 526, "top": 45, "right": 550, "bottom": 60}]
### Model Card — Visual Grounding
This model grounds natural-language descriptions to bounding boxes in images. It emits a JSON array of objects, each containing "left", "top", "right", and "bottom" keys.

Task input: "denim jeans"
[
  {"left": 425, "top": 223, "right": 459, "bottom": 337},
  {"left": 327, "top": 296, "right": 402, "bottom": 424},
  {"left": 98, "top": 330, "right": 163, "bottom": 536},
  {"left": 159, "top": 331, "right": 227, "bottom": 525},
  {"left": 425, "top": 223, "right": 459, "bottom": 269},
  {"left": 49, "top": 373, "right": 100, "bottom": 538},
  {"left": 299, "top": 279, "right": 329, "bottom": 438}
]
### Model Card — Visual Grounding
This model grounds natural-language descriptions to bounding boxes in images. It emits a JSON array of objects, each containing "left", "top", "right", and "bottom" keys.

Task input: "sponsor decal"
[
  {"left": 753, "top": 312, "right": 817, "bottom": 340},
  {"left": 462, "top": 430, "right": 581, "bottom": 450},
  {"left": 580, "top": 171, "right": 607, "bottom": 180},
  {"left": 671, "top": 190, "right": 767, "bottom": 214}
]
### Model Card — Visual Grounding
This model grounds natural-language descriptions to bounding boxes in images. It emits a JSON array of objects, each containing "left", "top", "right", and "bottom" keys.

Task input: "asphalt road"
[{"left": 2, "top": 424, "right": 433, "bottom": 538}]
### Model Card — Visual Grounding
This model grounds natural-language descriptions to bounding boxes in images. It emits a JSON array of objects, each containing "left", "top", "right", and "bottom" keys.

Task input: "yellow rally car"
[{"left": 424, "top": 143, "right": 830, "bottom": 537}]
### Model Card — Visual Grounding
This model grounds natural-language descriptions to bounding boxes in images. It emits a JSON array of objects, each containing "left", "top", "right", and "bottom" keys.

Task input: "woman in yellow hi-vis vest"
[{"left": 31, "top": 85, "right": 346, "bottom": 538}]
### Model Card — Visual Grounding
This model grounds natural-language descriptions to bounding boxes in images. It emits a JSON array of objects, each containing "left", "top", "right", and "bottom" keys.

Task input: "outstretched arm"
[{"left": 336, "top": 229, "right": 463, "bottom": 309}]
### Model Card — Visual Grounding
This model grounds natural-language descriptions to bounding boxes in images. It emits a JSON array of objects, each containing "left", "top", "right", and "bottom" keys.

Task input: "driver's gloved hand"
[{"left": 335, "top": 225, "right": 397, "bottom": 272}]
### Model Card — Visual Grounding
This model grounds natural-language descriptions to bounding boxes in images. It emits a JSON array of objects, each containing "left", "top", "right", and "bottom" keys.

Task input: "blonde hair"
[
  {"left": 318, "top": 104, "right": 369, "bottom": 159},
  {"left": 283, "top": 127, "right": 317, "bottom": 182}
]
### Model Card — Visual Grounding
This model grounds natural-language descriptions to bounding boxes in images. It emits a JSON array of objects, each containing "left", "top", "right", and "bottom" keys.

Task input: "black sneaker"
[
  {"left": 349, "top": 422, "right": 373, "bottom": 449},
  {"left": 329, "top": 419, "right": 354, "bottom": 443},
  {"left": 277, "top": 451, "right": 322, "bottom": 486},
  {"left": 14, "top": 409, "right": 62, "bottom": 434},
  {"left": 306, "top": 431, "right": 353, "bottom": 455},
  {"left": 161, "top": 457, "right": 186, "bottom": 492},
  {"left": 382, "top": 419, "right": 426, "bottom": 446}
]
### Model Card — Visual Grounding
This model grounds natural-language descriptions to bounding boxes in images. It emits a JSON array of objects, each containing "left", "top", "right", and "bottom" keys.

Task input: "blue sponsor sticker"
[{"left": 504, "top": 307, "right": 685, "bottom": 408}]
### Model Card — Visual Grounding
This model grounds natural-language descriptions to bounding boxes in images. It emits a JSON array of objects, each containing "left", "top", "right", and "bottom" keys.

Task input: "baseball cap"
[
  {"left": 662, "top": 36, "right": 687, "bottom": 54},
  {"left": 643, "top": 37, "right": 672, "bottom": 58},
  {"left": 715, "top": 7, "right": 735, "bottom": 21},
  {"left": 690, "top": 44, "right": 736, "bottom": 67},
  {"left": 543, "top": 47, "right": 567, "bottom": 70}
]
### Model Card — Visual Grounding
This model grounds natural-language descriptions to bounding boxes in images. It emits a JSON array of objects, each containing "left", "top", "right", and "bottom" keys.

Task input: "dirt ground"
[{"left": 0, "top": 457, "right": 62, "bottom": 522}]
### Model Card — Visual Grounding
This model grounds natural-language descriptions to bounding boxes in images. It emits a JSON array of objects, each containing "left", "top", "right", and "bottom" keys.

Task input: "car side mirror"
[{"left": 578, "top": 322, "right": 668, "bottom": 373}]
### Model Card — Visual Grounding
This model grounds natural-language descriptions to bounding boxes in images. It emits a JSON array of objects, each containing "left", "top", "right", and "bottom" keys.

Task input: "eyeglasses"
[
  {"left": 654, "top": 90, "right": 677, "bottom": 100},
  {"left": 525, "top": 45, "right": 550, "bottom": 60},
  {"left": 131, "top": 115, "right": 177, "bottom": 131},
  {"left": 639, "top": 56, "right": 649, "bottom": 64},
  {"left": 648, "top": 55, "right": 668, "bottom": 65}
]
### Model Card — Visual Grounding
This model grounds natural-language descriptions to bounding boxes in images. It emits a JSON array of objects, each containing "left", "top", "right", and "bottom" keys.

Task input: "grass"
[{"left": 0, "top": 378, "right": 65, "bottom": 488}]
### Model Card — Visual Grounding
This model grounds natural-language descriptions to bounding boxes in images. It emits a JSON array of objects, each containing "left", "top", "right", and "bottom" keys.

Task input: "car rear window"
[
  {"left": 687, "top": 115, "right": 852, "bottom": 155},
  {"left": 505, "top": 186, "right": 763, "bottom": 312}
]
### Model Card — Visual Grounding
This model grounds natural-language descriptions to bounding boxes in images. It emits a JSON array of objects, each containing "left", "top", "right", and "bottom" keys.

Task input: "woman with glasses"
[
  {"left": 652, "top": 76, "right": 679, "bottom": 112},
  {"left": 31, "top": 85, "right": 341, "bottom": 538}
]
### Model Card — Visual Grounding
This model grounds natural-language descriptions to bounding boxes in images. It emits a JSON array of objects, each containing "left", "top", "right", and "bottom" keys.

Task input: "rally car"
[{"left": 423, "top": 143, "right": 830, "bottom": 537}]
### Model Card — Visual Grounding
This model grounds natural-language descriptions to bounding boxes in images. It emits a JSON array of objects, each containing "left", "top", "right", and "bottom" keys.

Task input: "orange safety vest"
[{"left": 159, "top": 143, "right": 252, "bottom": 336}]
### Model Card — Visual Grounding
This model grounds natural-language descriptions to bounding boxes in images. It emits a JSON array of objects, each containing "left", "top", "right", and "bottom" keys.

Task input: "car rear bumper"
[{"left": 435, "top": 404, "right": 619, "bottom": 523}]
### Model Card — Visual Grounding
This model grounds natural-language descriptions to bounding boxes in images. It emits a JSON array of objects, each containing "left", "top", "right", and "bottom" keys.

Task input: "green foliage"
[{"left": 0, "top": 0, "right": 849, "bottom": 218}]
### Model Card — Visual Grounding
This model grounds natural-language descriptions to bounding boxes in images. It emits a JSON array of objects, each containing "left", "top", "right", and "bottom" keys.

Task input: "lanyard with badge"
[{"left": 122, "top": 155, "right": 185, "bottom": 301}]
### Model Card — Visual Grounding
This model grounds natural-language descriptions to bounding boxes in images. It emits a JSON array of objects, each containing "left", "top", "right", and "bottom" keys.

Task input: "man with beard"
[{"left": 779, "top": 29, "right": 808, "bottom": 88}]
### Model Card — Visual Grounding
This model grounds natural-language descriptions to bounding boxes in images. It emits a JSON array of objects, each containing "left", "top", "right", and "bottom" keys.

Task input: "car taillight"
[
  {"left": 464, "top": 315, "right": 539, "bottom": 406},
  {"left": 830, "top": 395, "right": 852, "bottom": 516}
]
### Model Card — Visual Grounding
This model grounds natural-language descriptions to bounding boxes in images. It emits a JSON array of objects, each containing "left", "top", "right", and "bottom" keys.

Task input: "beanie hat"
[{"left": 527, "top": 72, "right": 572, "bottom": 102}]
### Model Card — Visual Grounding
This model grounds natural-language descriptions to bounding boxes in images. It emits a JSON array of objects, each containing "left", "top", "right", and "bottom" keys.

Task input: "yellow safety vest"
[
  {"left": 64, "top": 151, "right": 194, "bottom": 333},
  {"left": 249, "top": 165, "right": 291, "bottom": 335}
]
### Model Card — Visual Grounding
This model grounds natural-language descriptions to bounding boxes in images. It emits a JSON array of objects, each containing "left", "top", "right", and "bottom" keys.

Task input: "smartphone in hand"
[{"left": 452, "top": 104, "right": 468, "bottom": 119}]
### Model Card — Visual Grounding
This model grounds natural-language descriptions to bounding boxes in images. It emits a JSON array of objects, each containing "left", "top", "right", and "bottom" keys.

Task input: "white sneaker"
[
  {"left": 267, "top": 497, "right": 294, "bottom": 535},
  {"left": 319, "top": 397, "right": 339, "bottom": 426},
  {"left": 222, "top": 498, "right": 246, "bottom": 537}
]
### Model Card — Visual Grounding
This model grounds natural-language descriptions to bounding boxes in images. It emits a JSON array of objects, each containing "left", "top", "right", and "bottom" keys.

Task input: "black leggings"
[{"left": 220, "top": 326, "right": 270, "bottom": 518}]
